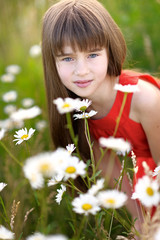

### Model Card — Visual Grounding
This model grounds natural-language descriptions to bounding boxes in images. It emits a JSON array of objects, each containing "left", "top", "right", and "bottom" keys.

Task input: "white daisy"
[
  {"left": 154, "top": 228, "right": 160, "bottom": 240},
  {"left": 23, "top": 168, "right": 44, "bottom": 189},
  {"left": 21, "top": 98, "right": 34, "bottom": 108},
  {"left": 51, "top": 147, "right": 71, "bottom": 171},
  {"left": 0, "top": 128, "right": 6, "bottom": 140},
  {"left": 23, "top": 151, "right": 61, "bottom": 189},
  {"left": 26, "top": 232, "right": 46, "bottom": 240},
  {"left": 24, "top": 152, "right": 57, "bottom": 178},
  {"left": 29, "top": 45, "right": 41, "bottom": 58},
  {"left": 114, "top": 83, "right": 140, "bottom": 93},
  {"left": 0, "top": 182, "right": 7, "bottom": 192},
  {"left": 66, "top": 144, "right": 76, "bottom": 154},
  {"left": 36, "top": 154, "right": 57, "bottom": 178},
  {"left": 0, "top": 225, "right": 14, "bottom": 239},
  {"left": 88, "top": 179, "right": 105, "bottom": 195},
  {"left": 73, "top": 110, "right": 97, "bottom": 120},
  {"left": 4, "top": 104, "right": 17, "bottom": 115},
  {"left": 60, "top": 156, "right": 86, "bottom": 180},
  {"left": 35, "top": 120, "right": 47, "bottom": 131},
  {"left": 5, "top": 64, "right": 21, "bottom": 75},
  {"left": 72, "top": 194, "right": 101, "bottom": 215},
  {"left": 47, "top": 174, "right": 63, "bottom": 187},
  {"left": 0, "top": 119, "right": 24, "bottom": 131},
  {"left": 99, "top": 137, "right": 131, "bottom": 153},
  {"left": 2, "top": 91, "right": 17, "bottom": 103},
  {"left": 131, "top": 175, "right": 160, "bottom": 207},
  {"left": 153, "top": 166, "right": 160, "bottom": 177},
  {"left": 13, "top": 127, "right": 35, "bottom": 145},
  {"left": 97, "top": 190, "right": 127, "bottom": 209},
  {"left": 1, "top": 73, "right": 15, "bottom": 83},
  {"left": 10, "top": 106, "right": 41, "bottom": 121},
  {"left": 75, "top": 99, "right": 92, "bottom": 112},
  {"left": 53, "top": 97, "right": 77, "bottom": 114},
  {"left": 55, "top": 184, "right": 66, "bottom": 205}
]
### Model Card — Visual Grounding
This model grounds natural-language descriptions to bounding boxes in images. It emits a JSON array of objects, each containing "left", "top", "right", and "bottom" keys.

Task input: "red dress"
[{"left": 89, "top": 70, "right": 160, "bottom": 183}]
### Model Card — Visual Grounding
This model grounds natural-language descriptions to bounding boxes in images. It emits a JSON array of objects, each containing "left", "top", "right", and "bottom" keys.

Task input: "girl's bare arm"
[{"left": 133, "top": 79, "right": 160, "bottom": 164}]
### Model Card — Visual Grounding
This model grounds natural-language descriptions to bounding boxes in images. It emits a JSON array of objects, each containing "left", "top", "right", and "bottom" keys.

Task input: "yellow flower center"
[
  {"left": 65, "top": 166, "right": 76, "bottom": 174},
  {"left": 62, "top": 103, "right": 70, "bottom": 108},
  {"left": 21, "top": 134, "right": 28, "bottom": 140},
  {"left": 146, "top": 187, "right": 154, "bottom": 196},
  {"left": 40, "top": 163, "right": 50, "bottom": 174},
  {"left": 106, "top": 198, "right": 115, "bottom": 205},
  {"left": 82, "top": 203, "right": 92, "bottom": 211}
]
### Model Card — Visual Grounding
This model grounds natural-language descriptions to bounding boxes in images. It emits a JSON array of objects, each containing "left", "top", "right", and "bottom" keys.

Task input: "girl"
[{"left": 42, "top": 0, "right": 160, "bottom": 233}]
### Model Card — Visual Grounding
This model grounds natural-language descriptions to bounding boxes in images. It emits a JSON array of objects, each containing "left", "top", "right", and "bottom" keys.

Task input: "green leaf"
[
  {"left": 90, "top": 170, "right": 102, "bottom": 181},
  {"left": 68, "top": 221, "right": 76, "bottom": 233}
]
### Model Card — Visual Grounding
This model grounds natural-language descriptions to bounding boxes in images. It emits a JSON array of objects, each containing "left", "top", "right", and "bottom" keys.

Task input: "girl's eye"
[
  {"left": 62, "top": 57, "right": 73, "bottom": 62},
  {"left": 88, "top": 53, "right": 98, "bottom": 58}
]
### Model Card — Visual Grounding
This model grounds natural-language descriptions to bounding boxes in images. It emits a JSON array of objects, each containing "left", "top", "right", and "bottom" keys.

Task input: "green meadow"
[{"left": 0, "top": 0, "right": 160, "bottom": 239}]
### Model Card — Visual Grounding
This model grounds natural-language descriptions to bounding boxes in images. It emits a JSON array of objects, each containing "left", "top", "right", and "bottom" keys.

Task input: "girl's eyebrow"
[{"left": 56, "top": 48, "right": 103, "bottom": 57}]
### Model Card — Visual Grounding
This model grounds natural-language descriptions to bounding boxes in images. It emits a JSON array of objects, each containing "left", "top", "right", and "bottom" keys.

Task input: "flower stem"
[
  {"left": 108, "top": 210, "right": 114, "bottom": 239},
  {"left": 0, "top": 141, "right": 23, "bottom": 167},
  {"left": 113, "top": 92, "right": 128, "bottom": 137},
  {"left": 25, "top": 142, "right": 31, "bottom": 157},
  {"left": 84, "top": 118, "right": 96, "bottom": 183},
  {"left": 75, "top": 215, "right": 87, "bottom": 239},
  {"left": 66, "top": 113, "right": 81, "bottom": 158}
]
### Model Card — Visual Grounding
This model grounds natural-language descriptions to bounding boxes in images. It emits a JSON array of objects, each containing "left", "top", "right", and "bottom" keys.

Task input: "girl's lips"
[{"left": 74, "top": 80, "right": 92, "bottom": 88}]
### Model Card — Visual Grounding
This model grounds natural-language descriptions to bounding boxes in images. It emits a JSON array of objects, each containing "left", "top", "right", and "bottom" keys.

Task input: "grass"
[{"left": 0, "top": 0, "right": 160, "bottom": 239}]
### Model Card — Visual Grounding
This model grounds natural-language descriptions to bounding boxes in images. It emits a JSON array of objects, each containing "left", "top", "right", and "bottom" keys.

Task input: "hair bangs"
[{"left": 51, "top": 5, "right": 108, "bottom": 55}]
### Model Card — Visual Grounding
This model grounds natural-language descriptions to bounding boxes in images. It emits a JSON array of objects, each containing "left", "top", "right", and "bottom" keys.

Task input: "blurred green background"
[{"left": 0, "top": 0, "right": 160, "bottom": 239}]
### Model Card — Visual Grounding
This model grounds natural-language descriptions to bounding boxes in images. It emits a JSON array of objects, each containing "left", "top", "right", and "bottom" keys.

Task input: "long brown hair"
[{"left": 42, "top": 0, "right": 126, "bottom": 160}]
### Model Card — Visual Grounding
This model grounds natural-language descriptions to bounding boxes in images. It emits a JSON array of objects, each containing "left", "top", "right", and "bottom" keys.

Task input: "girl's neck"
[{"left": 88, "top": 76, "right": 119, "bottom": 119}]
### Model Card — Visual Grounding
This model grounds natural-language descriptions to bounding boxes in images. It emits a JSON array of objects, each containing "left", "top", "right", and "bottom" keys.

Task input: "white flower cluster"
[
  {"left": 53, "top": 97, "right": 97, "bottom": 119},
  {"left": 1, "top": 64, "right": 21, "bottom": 84},
  {"left": 72, "top": 178, "right": 128, "bottom": 216},
  {"left": 23, "top": 148, "right": 86, "bottom": 189},
  {"left": 0, "top": 63, "right": 44, "bottom": 135}
]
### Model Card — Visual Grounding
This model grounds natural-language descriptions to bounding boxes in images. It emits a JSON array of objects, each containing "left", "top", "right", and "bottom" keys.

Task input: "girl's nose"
[{"left": 74, "top": 59, "right": 89, "bottom": 76}]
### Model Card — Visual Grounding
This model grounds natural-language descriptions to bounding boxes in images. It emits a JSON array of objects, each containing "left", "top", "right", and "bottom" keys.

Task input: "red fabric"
[{"left": 88, "top": 70, "right": 160, "bottom": 182}]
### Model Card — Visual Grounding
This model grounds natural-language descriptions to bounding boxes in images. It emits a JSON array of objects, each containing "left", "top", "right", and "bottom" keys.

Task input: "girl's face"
[{"left": 55, "top": 45, "right": 109, "bottom": 101}]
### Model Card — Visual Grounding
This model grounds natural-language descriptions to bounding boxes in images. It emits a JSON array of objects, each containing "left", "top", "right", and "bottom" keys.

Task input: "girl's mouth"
[{"left": 74, "top": 80, "right": 92, "bottom": 88}]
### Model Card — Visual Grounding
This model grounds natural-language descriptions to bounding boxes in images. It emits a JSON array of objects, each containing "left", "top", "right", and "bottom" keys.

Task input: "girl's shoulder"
[
  {"left": 121, "top": 69, "right": 160, "bottom": 121},
  {"left": 132, "top": 74, "right": 160, "bottom": 120}
]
